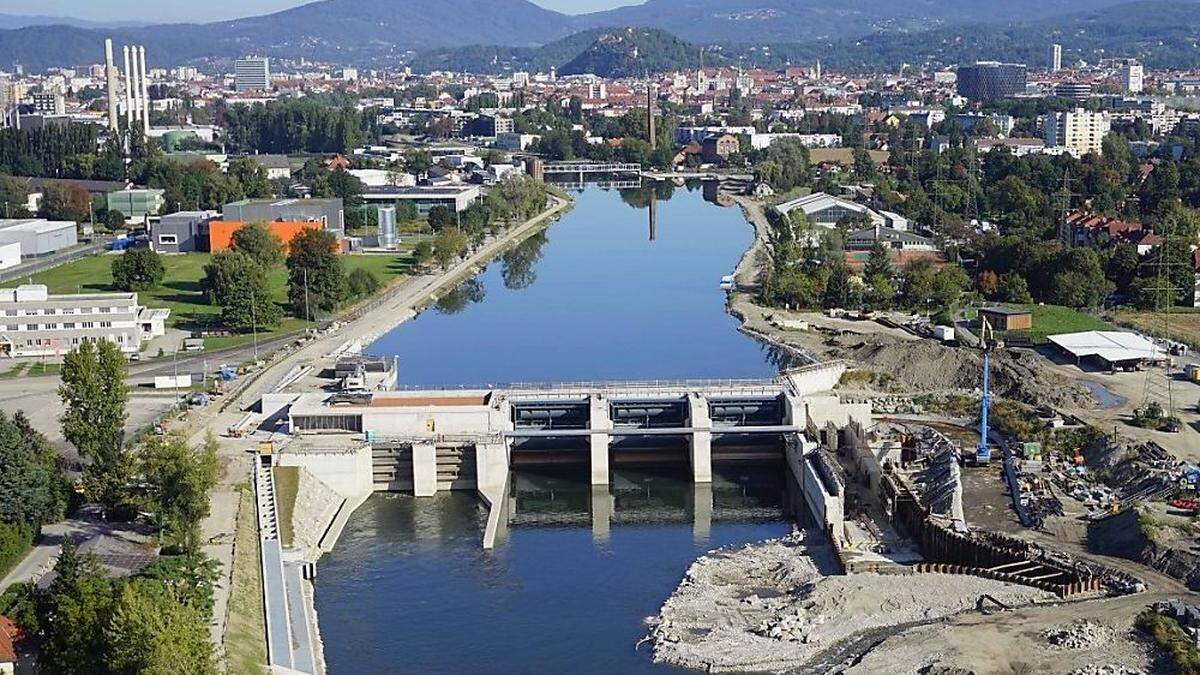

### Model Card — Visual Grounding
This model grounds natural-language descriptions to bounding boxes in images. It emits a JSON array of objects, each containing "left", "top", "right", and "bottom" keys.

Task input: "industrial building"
[
  {"left": 0, "top": 219, "right": 77, "bottom": 257},
  {"left": 0, "top": 284, "right": 169, "bottom": 358},
  {"left": 207, "top": 220, "right": 322, "bottom": 253},
  {"left": 222, "top": 198, "right": 344, "bottom": 236},
  {"left": 151, "top": 210, "right": 218, "bottom": 253},
  {"left": 107, "top": 188, "right": 165, "bottom": 222},
  {"left": 955, "top": 62, "right": 1027, "bottom": 101},
  {"left": 1047, "top": 330, "right": 1164, "bottom": 369},
  {"left": 0, "top": 242, "right": 18, "bottom": 270},
  {"left": 360, "top": 185, "right": 480, "bottom": 214}
]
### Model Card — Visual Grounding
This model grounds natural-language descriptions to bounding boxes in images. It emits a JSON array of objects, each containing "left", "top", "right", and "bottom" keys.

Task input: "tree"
[
  {"left": 864, "top": 273, "right": 895, "bottom": 310},
  {"left": 426, "top": 205, "right": 456, "bottom": 231},
  {"left": 230, "top": 222, "right": 284, "bottom": 268},
  {"left": 901, "top": 258, "right": 937, "bottom": 310},
  {"left": 38, "top": 541, "right": 118, "bottom": 674},
  {"left": 0, "top": 410, "right": 68, "bottom": 531},
  {"left": 111, "top": 248, "right": 165, "bottom": 291},
  {"left": 347, "top": 267, "right": 381, "bottom": 297},
  {"left": 59, "top": 340, "right": 129, "bottom": 509},
  {"left": 105, "top": 581, "right": 216, "bottom": 675},
  {"left": 413, "top": 240, "right": 433, "bottom": 266},
  {"left": 286, "top": 228, "right": 347, "bottom": 317},
  {"left": 863, "top": 242, "right": 893, "bottom": 279},
  {"left": 139, "top": 434, "right": 219, "bottom": 555},
  {"left": 931, "top": 266, "right": 971, "bottom": 312},
  {"left": 226, "top": 157, "right": 273, "bottom": 198},
  {"left": 0, "top": 174, "right": 29, "bottom": 217},
  {"left": 997, "top": 273, "right": 1033, "bottom": 303},
  {"left": 40, "top": 183, "right": 91, "bottom": 222},
  {"left": 822, "top": 259, "right": 859, "bottom": 309},
  {"left": 201, "top": 251, "right": 281, "bottom": 332},
  {"left": 432, "top": 228, "right": 469, "bottom": 269}
]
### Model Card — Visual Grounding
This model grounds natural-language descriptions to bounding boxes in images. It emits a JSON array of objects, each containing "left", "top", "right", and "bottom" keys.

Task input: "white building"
[
  {"left": 1124, "top": 62, "right": 1145, "bottom": 94},
  {"left": 1043, "top": 108, "right": 1111, "bottom": 155},
  {"left": 234, "top": 57, "right": 270, "bottom": 92},
  {"left": 1049, "top": 43, "right": 1062, "bottom": 72},
  {"left": 0, "top": 242, "right": 18, "bottom": 270},
  {"left": 0, "top": 219, "right": 77, "bottom": 256},
  {"left": 0, "top": 285, "right": 169, "bottom": 358}
]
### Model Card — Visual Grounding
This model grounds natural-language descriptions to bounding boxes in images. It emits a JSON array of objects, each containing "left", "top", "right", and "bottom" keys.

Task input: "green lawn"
[
  {"left": 224, "top": 484, "right": 268, "bottom": 674},
  {"left": 28, "top": 250, "right": 415, "bottom": 352},
  {"left": 272, "top": 466, "right": 299, "bottom": 548},
  {"left": 999, "top": 304, "right": 1114, "bottom": 344}
]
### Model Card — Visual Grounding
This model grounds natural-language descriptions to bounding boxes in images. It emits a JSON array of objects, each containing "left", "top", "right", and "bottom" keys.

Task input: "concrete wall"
[
  {"left": 0, "top": 241, "right": 19, "bottom": 270},
  {"left": 361, "top": 405, "right": 509, "bottom": 437},
  {"left": 290, "top": 468, "right": 345, "bottom": 556},
  {"left": 274, "top": 446, "right": 373, "bottom": 501},
  {"left": 805, "top": 394, "right": 872, "bottom": 429},
  {"left": 786, "top": 437, "right": 844, "bottom": 545}
]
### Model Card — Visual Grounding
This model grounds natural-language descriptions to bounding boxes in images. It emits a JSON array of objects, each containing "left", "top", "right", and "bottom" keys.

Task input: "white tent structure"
[{"left": 1047, "top": 331, "right": 1165, "bottom": 368}]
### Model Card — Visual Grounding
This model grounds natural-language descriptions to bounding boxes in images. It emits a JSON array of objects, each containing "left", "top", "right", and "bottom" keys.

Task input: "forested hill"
[
  {"left": 760, "top": 1, "right": 1200, "bottom": 71},
  {"left": 413, "top": 1, "right": 1200, "bottom": 75}
]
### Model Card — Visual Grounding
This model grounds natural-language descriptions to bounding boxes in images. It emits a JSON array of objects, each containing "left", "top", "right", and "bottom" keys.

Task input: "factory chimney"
[
  {"left": 647, "top": 78, "right": 656, "bottom": 150},
  {"left": 123, "top": 45, "right": 133, "bottom": 129},
  {"left": 104, "top": 39, "right": 119, "bottom": 131},
  {"left": 138, "top": 46, "right": 150, "bottom": 135}
]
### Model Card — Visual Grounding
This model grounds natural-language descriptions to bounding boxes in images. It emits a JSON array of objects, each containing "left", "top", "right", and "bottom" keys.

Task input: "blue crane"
[{"left": 976, "top": 316, "right": 993, "bottom": 465}]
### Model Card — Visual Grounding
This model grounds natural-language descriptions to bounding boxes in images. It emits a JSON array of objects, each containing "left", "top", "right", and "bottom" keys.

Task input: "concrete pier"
[
  {"left": 412, "top": 442, "right": 437, "bottom": 497},
  {"left": 589, "top": 394, "right": 612, "bottom": 485},
  {"left": 687, "top": 394, "right": 713, "bottom": 483},
  {"left": 591, "top": 485, "right": 613, "bottom": 543},
  {"left": 691, "top": 482, "right": 713, "bottom": 542}
]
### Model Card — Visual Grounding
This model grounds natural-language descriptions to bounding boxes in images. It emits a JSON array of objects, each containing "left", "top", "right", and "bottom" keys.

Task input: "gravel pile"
[
  {"left": 1044, "top": 620, "right": 1113, "bottom": 650},
  {"left": 647, "top": 533, "right": 1054, "bottom": 673}
]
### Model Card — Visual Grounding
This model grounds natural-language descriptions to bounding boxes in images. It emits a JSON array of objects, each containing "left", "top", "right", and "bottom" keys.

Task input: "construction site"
[{"left": 634, "top": 272, "right": 1200, "bottom": 672}]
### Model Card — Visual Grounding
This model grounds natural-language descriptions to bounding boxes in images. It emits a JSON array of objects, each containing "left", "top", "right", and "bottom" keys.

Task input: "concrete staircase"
[
  {"left": 255, "top": 458, "right": 280, "bottom": 542},
  {"left": 372, "top": 445, "right": 414, "bottom": 491},
  {"left": 436, "top": 446, "right": 477, "bottom": 491}
]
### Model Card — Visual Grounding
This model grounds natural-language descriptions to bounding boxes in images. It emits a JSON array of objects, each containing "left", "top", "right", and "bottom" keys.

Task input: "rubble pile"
[
  {"left": 1067, "top": 666, "right": 1145, "bottom": 675},
  {"left": 1044, "top": 620, "right": 1112, "bottom": 649}
]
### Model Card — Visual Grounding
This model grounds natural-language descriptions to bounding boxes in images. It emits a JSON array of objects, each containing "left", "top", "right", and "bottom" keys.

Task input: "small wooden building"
[{"left": 980, "top": 306, "right": 1033, "bottom": 331}]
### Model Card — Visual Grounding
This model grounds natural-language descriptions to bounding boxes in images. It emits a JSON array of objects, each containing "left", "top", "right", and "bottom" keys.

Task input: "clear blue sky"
[{"left": 0, "top": 0, "right": 639, "bottom": 23}]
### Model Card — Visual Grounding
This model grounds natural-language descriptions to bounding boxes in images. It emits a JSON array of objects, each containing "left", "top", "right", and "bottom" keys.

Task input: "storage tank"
[{"left": 377, "top": 205, "right": 397, "bottom": 249}]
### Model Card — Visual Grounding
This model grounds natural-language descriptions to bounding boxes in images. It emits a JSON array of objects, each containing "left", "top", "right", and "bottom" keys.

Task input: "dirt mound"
[
  {"left": 1088, "top": 508, "right": 1200, "bottom": 590},
  {"left": 832, "top": 336, "right": 1095, "bottom": 408}
]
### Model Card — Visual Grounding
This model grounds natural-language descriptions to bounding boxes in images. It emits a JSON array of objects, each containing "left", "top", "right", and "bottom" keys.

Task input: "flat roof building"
[
  {"left": 151, "top": 210, "right": 218, "bottom": 253},
  {"left": 360, "top": 185, "right": 481, "bottom": 214},
  {"left": 234, "top": 57, "right": 270, "bottom": 92},
  {"left": 107, "top": 188, "right": 165, "bottom": 222},
  {"left": 1047, "top": 330, "right": 1164, "bottom": 368},
  {"left": 956, "top": 62, "right": 1027, "bottom": 101},
  {"left": 0, "top": 284, "right": 168, "bottom": 358},
  {"left": 0, "top": 218, "right": 77, "bottom": 257},
  {"left": 222, "top": 198, "right": 344, "bottom": 236},
  {"left": 979, "top": 306, "right": 1033, "bottom": 332}
]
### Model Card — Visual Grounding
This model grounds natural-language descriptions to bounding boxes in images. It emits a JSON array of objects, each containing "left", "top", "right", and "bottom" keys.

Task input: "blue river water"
[{"left": 316, "top": 184, "right": 795, "bottom": 673}]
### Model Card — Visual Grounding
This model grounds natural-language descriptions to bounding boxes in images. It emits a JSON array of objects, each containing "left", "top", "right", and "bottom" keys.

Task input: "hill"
[
  {"left": 568, "top": 0, "right": 1152, "bottom": 45},
  {"left": 558, "top": 28, "right": 700, "bottom": 78}
]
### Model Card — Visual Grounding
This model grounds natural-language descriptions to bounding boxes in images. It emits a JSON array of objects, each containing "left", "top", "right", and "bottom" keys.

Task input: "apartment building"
[
  {"left": 1043, "top": 108, "right": 1111, "bottom": 155},
  {"left": 0, "top": 284, "right": 168, "bottom": 358}
]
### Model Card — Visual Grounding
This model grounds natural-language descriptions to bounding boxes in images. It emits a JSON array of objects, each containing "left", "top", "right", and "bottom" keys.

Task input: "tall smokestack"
[
  {"left": 122, "top": 45, "right": 133, "bottom": 129},
  {"left": 104, "top": 39, "right": 118, "bottom": 131},
  {"left": 647, "top": 79, "right": 656, "bottom": 150},
  {"left": 138, "top": 46, "right": 150, "bottom": 135}
]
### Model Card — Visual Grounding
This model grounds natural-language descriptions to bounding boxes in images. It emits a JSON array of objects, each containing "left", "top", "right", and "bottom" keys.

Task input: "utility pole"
[
  {"left": 304, "top": 269, "right": 311, "bottom": 324},
  {"left": 250, "top": 284, "right": 259, "bottom": 363}
]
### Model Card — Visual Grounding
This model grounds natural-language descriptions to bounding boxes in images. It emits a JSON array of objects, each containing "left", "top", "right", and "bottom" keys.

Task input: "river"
[{"left": 315, "top": 184, "right": 797, "bottom": 673}]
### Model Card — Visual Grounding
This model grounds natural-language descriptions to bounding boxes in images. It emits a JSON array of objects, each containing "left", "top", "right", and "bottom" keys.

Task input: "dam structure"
[{"left": 259, "top": 360, "right": 866, "bottom": 548}]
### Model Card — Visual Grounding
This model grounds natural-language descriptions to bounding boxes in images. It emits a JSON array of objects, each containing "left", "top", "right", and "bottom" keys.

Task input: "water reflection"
[
  {"left": 500, "top": 230, "right": 548, "bottom": 290},
  {"left": 434, "top": 277, "right": 486, "bottom": 315}
]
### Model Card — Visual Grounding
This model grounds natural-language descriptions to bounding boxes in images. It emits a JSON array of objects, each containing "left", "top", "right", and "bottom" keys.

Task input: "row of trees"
[{"left": 222, "top": 99, "right": 376, "bottom": 154}]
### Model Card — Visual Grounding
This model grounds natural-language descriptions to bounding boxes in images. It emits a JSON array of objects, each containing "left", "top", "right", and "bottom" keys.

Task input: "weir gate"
[{"left": 264, "top": 362, "right": 860, "bottom": 492}]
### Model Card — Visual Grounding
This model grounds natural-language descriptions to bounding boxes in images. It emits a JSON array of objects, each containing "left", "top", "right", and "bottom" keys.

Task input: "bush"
[
  {"left": 1138, "top": 611, "right": 1200, "bottom": 675},
  {"left": 347, "top": 267, "right": 381, "bottom": 297}
]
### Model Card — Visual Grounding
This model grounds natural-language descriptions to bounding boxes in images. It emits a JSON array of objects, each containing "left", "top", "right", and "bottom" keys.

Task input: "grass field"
[
  {"left": 1002, "top": 304, "right": 1114, "bottom": 344},
  {"left": 1112, "top": 308, "right": 1200, "bottom": 349},
  {"left": 224, "top": 484, "right": 268, "bottom": 674},
  {"left": 272, "top": 466, "right": 299, "bottom": 548},
  {"left": 0, "top": 362, "right": 61, "bottom": 378},
  {"left": 28, "top": 250, "right": 415, "bottom": 351}
]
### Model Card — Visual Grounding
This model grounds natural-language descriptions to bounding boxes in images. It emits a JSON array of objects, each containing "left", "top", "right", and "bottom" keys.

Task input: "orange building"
[{"left": 207, "top": 220, "right": 322, "bottom": 253}]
